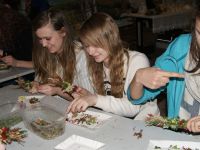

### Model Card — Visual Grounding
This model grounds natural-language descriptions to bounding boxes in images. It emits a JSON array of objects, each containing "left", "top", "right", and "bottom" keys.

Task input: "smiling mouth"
[{"left": 93, "top": 55, "right": 100, "bottom": 58}]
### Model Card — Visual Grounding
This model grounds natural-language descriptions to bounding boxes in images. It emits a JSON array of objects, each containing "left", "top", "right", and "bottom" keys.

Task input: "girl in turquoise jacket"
[{"left": 127, "top": 9, "right": 200, "bottom": 133}]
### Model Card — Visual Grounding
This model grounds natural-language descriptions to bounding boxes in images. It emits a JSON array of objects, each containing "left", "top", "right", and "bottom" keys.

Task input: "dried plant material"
[
  {"left": 133, "top": 129, "right": 143, "bottom": 139},
  {"left": 30, "top": 118, "right": 65, "bottom": 140},
  {"left": 0, "top": 63, "right": 9, "bottom": 70},
  {"left": 67, "top": 112, "right": 98, "bottom": 125},
  {"left": 154, "top": 145, "right": 196, "bottom": 150},
  {"left": 16, "top": 76, "right": 77, "bottom": 95},
  {"left": 29, "top": 97, "right": 40, "bottom": 104},
  {"left": 15, "top": 78, "right": 38, "bottom": 93},
  {"left": 0, "top": 127, "right": 27, "bottom": 145},
  {"left": 0, "top": 115, "right": 22, "bottom": 128},
  {"left": 145, "top": 114, "right": 188, "bottom": 132},
  {"left": 47, "top": 77, "right": 77, "bottom": 94},
  {"left": 66, "top": 110, "right": 111, "bottom": 129}
]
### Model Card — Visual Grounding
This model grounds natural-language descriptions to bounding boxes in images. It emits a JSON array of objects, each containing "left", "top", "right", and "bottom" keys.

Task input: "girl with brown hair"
[{"left": 32, "top": 8, "right": 92, "bottom": 100}]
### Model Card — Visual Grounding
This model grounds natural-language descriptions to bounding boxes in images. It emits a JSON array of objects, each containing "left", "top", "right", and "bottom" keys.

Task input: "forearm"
[
  {"left": 15, "top": 60, "right": 33, "bottom": 68},
  {"left": 129, "top": 70, "right": 144, "bottom": 99},
  {"left": 56, "top": 87, "right": 73, "bottom": 101},
  {"left": 95, "top": 95, "right": 141, "bottom": 117}
]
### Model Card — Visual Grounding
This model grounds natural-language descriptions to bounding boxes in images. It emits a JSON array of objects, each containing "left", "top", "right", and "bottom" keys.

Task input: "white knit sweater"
[{"left": 94, "top": 50, "right": 160, "bottom": 120}]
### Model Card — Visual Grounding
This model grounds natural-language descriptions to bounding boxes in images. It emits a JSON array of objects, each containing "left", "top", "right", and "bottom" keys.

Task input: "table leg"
[{"left": 136, "top": 19, "right": 143, "bottom": 50}]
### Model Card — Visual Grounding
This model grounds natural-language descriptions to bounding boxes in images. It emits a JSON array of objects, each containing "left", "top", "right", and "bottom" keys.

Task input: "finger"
[
  {"left": 71, "top": 92, "right": 81, "bottom": 99},
  {"left": 69, "top": 100, "right": 80, "bottom": 113},
  {"left": 81, "top": 104, "right": 88, "bottom": 112},
  {"left": 48, "top": 83, "right": 56, "bottom": 87},
  {"left": 159, "top": 77, "right": 170, "bottom": 87},
  {"left": 75, "top": 87, "right": 83, "bottom": 93},
  {"left": 77, "top": 100, "right": 89, "bottom": 112},
  {"left": 162, "top": 77, "right": 170, "bottom": 83},
  {"left": 160, "top": 71, "right": 184, "bottom": 78},
  {"left": 191, "top": 121, "right": 196, "bottom": 132},
  {"left": 67, "top": 100, "right": 76, "bottom": 113},
  {"left": 149, "top": 80, "right": 163, "bottom": 89},
  {"left": 73, "top": 100, "right": 84, "bottom": 113},
  {"left": 187, "top": 121, "right": 192, "bottom": 132},
  {"left": 66, "top": 104, "right": 72, "bottom": 114},
  {"left": 192, "top": 120, "right": 200, "bottom": 132},
  {"left": 37, "top": 86, "right": 44, "bottom": 91}
]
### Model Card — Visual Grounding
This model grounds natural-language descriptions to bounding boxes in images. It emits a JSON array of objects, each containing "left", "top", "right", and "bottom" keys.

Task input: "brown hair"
[
  {"left": 187, "top": 9, "right": 200, "bottom": 73},
  {"left": 79, "top": 12, "right": 128, "bottom": 98},
  {"left": 32, "top": 8, "right": 76, "bottom": 83}
]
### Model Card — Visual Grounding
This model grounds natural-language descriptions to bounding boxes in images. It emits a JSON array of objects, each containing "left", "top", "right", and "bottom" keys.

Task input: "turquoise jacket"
[{"left": 127, "top": 34, "right": 192, "bottom": 118}]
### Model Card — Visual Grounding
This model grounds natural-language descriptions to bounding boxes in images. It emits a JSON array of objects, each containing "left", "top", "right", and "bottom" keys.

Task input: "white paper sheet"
[
  {"left": 66, "top": 110, "right": 112, "bottom": 129},
  {"left": 147, "top": 140, "right": 200, "bottom": 150},
  {"left": 55, "top": 134, "right": 105, "bottom": 150}
]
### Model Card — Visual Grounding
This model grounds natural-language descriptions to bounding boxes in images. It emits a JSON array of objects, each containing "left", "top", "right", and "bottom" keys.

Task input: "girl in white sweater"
[{"left": 67, "top": 12, "right": 159, "bottom": 120}]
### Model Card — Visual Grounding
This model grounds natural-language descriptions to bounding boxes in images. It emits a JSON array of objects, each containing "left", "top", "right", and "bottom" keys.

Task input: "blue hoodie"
[{"left": 127, "top": 34, "right": 192, "bottom": 118}]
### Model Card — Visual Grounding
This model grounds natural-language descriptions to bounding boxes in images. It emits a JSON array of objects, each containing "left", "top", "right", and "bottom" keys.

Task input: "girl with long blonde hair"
[{"left": 67, "top": 12, "right": 159, "bottom": 120}]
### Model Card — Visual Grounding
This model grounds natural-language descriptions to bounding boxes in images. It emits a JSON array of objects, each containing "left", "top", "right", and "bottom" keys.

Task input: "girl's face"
[
  {"left": 85, "top": 46, "right": 109, "bottom": 66},
  {"left": 195, "top": 18, "right": 200, "bottom": 47},
  {"left": 36, "top": 23, "right": 66, "bottom": 54}
]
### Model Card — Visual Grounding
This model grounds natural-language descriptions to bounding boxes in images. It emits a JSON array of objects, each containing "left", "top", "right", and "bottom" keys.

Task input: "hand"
[
  {"left": 187, "top": 116, "right": 200, "bottom": 133},
  {"left": 135, "top": 67, "right": 184, "bottom": 89},
  {"left": 71, "top": 86, "right": 91, "bottom": 99},
  {"left": 29, "top": 81, "right": 39, "bottom": 93},
  {"left": 1, "top": 55, "right": 17, "bottom": 67},
  {"left": 67, "top": 89, "right": 97, "bottom": 113},
  {"left": 37, "top": 84, "right": 59, "bottom": 96}
]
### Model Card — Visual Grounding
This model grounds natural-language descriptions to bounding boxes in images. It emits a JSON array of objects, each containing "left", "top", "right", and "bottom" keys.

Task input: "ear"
[{"left": 60, "top": 27, "right": 67, "bottom": 37}]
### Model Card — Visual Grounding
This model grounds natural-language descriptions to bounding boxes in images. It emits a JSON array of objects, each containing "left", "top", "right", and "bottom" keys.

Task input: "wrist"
[
  {"left": 93, "top": 95, "right": 98, "bottom": 105},
  {"left": 93, "top": 94, "right": 99, "bottom": 106},
  {"left": 0, "top": 49, "right": 3, "bottom": 56},
  {"left": 14, "top": 60, "right": 19, "bottom": 67},
  {"left": 55, "top": 87, "right": 61, "bottom": 95},
  {"left": 135, "top": 69, "right": 143, "bottom": 84}
]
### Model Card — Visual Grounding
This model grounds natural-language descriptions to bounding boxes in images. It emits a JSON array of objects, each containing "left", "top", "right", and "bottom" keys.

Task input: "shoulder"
[
  {"left": 127, "top": 50, "right": 149, "bottom": 67},
  {"left": 74, "top": 40, "right": 84, "bottom": 53},
  {"left": 125, "top": 50, "right": 149, "bottom": 77},
  {"left": 163, "top": 34, "right": 191, "bottom": 58},
  {"left": 128, "top": 50, "right": 148, "bottom": 59},
  {"left": 155, "top": 34, "right": 191, "bottom": 71},
  {"left": 74, "top": 41, "right": 87, "bottom": 65},
  {"left": 170, "top": 34, "right": 191, "bottom": 50},
  {"left": 74, "top": 40, "right": 87, "bottom": 58},
  {"left": 174, "top": 33, "right": 191, "bottom": 42}
]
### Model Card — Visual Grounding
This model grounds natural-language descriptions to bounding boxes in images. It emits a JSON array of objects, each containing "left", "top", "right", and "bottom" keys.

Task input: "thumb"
[{"left": 71, "top": 92, "right": 81, "bottom": 99}]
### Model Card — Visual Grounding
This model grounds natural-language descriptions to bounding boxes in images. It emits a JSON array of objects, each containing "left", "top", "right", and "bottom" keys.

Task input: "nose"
[
  {"left": 41, "top": 39, "right": 48, "bottom": 48},
  {"left": 87, "top": 47, "right": 94, "bottom": 55}
]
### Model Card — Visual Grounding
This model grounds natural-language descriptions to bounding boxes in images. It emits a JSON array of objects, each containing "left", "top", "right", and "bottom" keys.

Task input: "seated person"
[
  {"left": 67, "top": 12, "right": 159, "bottom": 120},
  {"left": 0, "top": 5, "right": 33, "bottom": 68},
  {"left": 127, "top": 7, "right": 200, "bottom": 132}
]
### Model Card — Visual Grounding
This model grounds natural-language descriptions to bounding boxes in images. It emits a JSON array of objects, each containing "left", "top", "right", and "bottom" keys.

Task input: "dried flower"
[
  {"left": 145, "top": 114, "right": 188, "bottom": 132},
  {"left": 0, "top": 127, "right": 27, "bottom": 145}
]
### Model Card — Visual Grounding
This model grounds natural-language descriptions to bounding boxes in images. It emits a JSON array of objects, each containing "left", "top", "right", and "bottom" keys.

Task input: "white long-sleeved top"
[
  {"left": 73, "top": 44, "right": 93, "bottom": 92},
  {"left": 94, "top": 51, "right": 160, "bottom": 120},
  {"left": 35, "top": 41, "right": 93, "bottom": 93}
]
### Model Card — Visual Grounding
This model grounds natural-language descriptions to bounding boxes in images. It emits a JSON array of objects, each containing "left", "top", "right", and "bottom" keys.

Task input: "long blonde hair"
[
  {"left": 79, "top": 12, "right": 128, "bottom": 98},
  {"left": 32, "top": 8, "right": 76, "bottom": 83}
]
